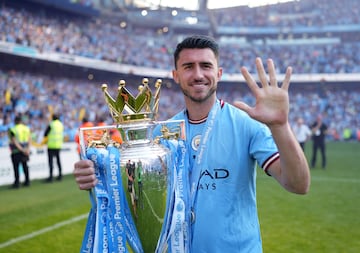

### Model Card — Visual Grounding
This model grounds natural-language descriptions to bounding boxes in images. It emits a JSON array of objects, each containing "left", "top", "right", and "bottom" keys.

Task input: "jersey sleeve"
[{"left": 249, "top": 122, "right": 279, "bottom": 175}]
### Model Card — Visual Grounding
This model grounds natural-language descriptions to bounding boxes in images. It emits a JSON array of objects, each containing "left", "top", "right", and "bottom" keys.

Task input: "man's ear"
[
  {"left": 218, "top": 67, "right": 223, "bottom": 81},
  {"left": 172, "top": 69, "right": 179, "bottom": 83}
]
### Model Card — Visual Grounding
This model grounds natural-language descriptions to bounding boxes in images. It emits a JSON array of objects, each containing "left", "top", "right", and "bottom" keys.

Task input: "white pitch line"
[
  {"left": 0, "top": 213, "right": 88, "bottom": 249},
  {"left": 143, "top": 190, "right": 164, "bottom": 224}
]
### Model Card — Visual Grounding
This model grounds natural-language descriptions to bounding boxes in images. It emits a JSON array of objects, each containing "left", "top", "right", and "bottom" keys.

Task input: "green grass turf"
[
  {"left": 258, "top": 141, "right": 360, "bottom": 253},
  {"left": 0, "top": 141, "right": 359, "bottom": 253},
  {"left": 0, "top": 174, "right": 90, "bottom": 253}
]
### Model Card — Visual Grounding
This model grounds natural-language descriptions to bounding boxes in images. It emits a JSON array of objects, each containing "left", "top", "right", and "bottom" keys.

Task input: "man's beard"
[{"left": 182, "top": 85, "right": 217, "bottom": 103}]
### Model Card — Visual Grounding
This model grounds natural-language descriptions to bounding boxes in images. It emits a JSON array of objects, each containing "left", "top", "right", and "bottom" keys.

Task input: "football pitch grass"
[{"left": 0, "top": 141, "right": 359, "bottom": 253}]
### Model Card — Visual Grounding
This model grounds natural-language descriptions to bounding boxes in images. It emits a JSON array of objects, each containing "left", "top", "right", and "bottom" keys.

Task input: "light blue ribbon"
[
  {"left": 81, "top": 146, "right": 144, "bottom": 253},
  {"left": 186, "top": 100, "right": 221, "bottom": 242},
  {"left": 80, "top": 147, "right": 109, "bottom": 252},
  {"left": 157, "top": 139, "right": 190, "bottom": 253},
  {"left": 105, "top": 146, "right": 128, "bottom": 253},
  {"left": 80, "top": 196, "right": 96, "bottom": 253},
  {"left": 106, "top": 145, "right": 143, "bottom": 253},
  {"left": 93, "top": 148, "right": 111, "bottom": 252}
]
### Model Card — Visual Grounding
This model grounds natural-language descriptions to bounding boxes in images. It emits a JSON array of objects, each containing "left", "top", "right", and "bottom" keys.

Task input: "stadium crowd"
[
  {"left": 1, "top": 68, "right": 359, "bottom": 147},
  {"left": 1, "top": 0, "right": 360, "bottom": 147},
  {"left": 213, "top": 0, "right": 360, "bottom": 27},
  {"left": 0, "top": 69, "right": 185, "bottom": 147},
  {"left": 1, "top": 1, "right": 360, "bottom": 74}
]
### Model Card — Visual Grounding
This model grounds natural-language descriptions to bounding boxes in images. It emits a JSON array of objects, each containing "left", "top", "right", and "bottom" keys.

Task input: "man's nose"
[{"left": 193, "top": 65, "right": 204, "bottom": 79}]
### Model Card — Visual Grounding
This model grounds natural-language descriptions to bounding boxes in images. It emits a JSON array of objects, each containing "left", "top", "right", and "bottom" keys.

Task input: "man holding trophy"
[{"left": 74, "top": 35, "right": 310, "bottom": 252}]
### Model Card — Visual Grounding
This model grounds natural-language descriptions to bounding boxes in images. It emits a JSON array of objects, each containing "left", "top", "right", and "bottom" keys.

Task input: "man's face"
[{"left": 172, "top": 48, "right": 222, "bottom": 103}]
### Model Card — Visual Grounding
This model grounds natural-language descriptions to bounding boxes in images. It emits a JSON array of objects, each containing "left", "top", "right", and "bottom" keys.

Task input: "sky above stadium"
[{"left": 144, "top": 0, "right": 296, "bottom": 9}]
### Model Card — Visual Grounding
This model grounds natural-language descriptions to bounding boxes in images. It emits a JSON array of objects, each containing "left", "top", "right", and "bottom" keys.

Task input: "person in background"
[
  {"left": 310, "top": 114, "right": 328, "bottom": 169},
  {"left": 8, "top": 115, "right": 31, "bottom": 188},
  {"left": 94, "top": 115, "right": 106, "bottom": 137},
  {"left": 342, "top": 127, "right": 352, "bottom": 141},
  {"left": 43, "top": 114, "right": 64, "bottom": 182},
  {"left": 73, "top": 35, "right": 310, "bottom": 252},
  {"left": 292, "top": 117, "right": 312, "bottom": 151},
  {"left": 95, "top": 114, "right": 123, "bottom": 145},
  {"left": 136, "top": 159, "right": 143, "bottom": 209},
  {"left": 74, "top": 117, "right": 94, "bottom": 159},
  {"left": 126, "top": 159, "right": 138, "bottom": 218}
]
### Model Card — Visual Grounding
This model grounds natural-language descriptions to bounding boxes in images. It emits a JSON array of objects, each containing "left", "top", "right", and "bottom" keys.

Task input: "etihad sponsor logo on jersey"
[
  {"left": 192, "top": 134, "right": 230, "bottom": 191},
  {"left": 197, "top": 168, "right": 229, "bottom": 191}
]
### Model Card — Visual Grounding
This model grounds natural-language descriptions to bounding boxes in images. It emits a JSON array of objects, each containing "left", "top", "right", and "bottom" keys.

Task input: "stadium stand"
[{"left": 0, "top": 0, "right": 359, "bottom": 147}]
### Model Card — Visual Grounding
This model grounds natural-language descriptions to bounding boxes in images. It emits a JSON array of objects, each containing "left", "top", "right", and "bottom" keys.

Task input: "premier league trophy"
[{"left": 78, "top": 78, "right": 190, "bottom": 253}]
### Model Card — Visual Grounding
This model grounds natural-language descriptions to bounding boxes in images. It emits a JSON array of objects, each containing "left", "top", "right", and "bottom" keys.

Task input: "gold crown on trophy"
[{"left": 101, "top": 78, "right": 162, "bottom": 123}]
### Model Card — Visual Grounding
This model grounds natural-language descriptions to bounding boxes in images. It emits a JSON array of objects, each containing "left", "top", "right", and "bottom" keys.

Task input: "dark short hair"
[
  {"left": 14, "top": 115, "right": 22, "bottom": 124},
  {"left": 173, "top": 35, "right": 219, "bottom": 69},
  {"left": 53, "top": 113, "right": 60, "bottom": 120}
]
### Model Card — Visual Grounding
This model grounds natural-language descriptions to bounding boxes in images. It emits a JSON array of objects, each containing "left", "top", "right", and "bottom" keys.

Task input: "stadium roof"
[{"left": 132, "top": 0, "right": 297, "bottom": 10}]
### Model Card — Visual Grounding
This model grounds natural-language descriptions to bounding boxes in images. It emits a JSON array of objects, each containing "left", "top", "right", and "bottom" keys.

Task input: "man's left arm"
[
  {"left": 266, "top": 123, "right": 310, "bottom": 194},
  {"left": 233, "top": 57, "right": 310, "bottom": 194}
]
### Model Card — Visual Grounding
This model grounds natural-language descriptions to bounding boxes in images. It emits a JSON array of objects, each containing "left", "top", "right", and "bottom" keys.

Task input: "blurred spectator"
[
  {"left": 42, "top": 114, "right": 64, "bottom": 182},
  {"left": 74, "top": 117, "right": 94, "bottom": 159},
  {"left": 8, "top": 115, "right": 31, "bottom": 188},
  {"left": 292, "top": 117, "right": 312, "bottom": 151},
  {"left": 310, "top": 114, "right": 328, "bottom": 169}
]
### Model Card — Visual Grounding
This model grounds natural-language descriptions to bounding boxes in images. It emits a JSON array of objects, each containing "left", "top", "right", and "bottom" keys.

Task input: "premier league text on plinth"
[{"left": 79, "top": 78, "right": 190, "bottom": 253}]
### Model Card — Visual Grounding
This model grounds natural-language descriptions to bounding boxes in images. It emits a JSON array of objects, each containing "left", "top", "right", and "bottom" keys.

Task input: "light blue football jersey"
[{"left": 170, "top": 100, "right": 279, "bottom": 253}]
